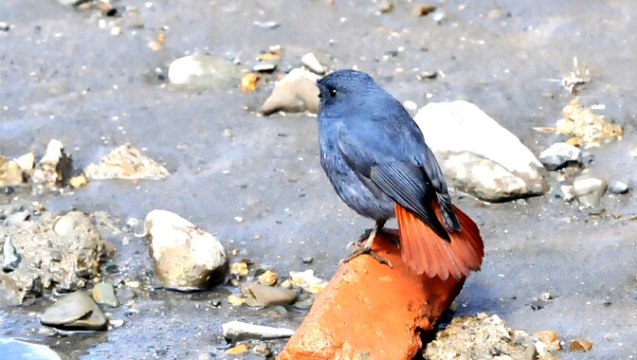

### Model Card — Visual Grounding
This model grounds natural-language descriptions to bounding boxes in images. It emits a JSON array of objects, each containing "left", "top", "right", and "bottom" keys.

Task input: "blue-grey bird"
[{"left": 316, "top": 69, "right": 483, "bottom": 280}]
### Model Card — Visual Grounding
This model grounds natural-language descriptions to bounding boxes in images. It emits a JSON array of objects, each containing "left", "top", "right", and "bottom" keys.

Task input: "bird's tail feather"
[{"left": 395, "top": 202, "right": 484, "bottom": 280}]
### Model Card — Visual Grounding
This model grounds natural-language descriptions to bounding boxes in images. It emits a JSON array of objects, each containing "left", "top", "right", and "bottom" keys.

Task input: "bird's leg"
[{"left": 341, "top": 220, "right": 392, "bottom": 268}]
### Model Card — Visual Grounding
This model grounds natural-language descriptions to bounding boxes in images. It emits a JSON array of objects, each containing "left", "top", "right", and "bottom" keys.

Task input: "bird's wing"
[
  {"left": 419, "top": 145, "right": 460, "bottom": 231},
  {"left": 336, "top": 125, "right": 450, "bottom": 240}
]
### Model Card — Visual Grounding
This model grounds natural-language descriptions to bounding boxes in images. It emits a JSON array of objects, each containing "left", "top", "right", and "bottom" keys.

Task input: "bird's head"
[{"left": 316, "top": 69, "right": 382, "bottom": 117}]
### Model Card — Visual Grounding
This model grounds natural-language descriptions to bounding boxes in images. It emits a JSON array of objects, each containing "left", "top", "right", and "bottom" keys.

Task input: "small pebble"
[
  {"left": 253, "top": 62, "right": 277, "bottom": 73},
  {"left": 257, "top": 270, "right": 278, "bottom": 286},
  {"left": 302, "top": 257, "right": 313, "bottom": 264},
  {"left": 3, "top": 186, "right": 15, "bottom": 195},
  {"left": 252, "top": 343, "right": 273, "bottom": 357},
  {"left": 225, "top": 343, "right": 249, "bottom": 355},
  {"left": 301, "top": 52, "right": 325, "bottom": 74},
  {"left": 109, "top": 319, "right": 124, "bottom": 328},
  {"left": 253, "top": 21, "right": 279, "bottom": 29},
  {"left": 227, "top": 295, "right": 246, "bottom": 306},
  {"left": 231, "top": 262, "right": 249, "bottom": 277},
  {"left": 609, "top": 180, "right": 628, "bottom": 194}
]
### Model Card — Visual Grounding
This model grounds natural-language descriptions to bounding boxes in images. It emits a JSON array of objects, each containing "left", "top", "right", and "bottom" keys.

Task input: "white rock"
[
  {"left": 222, "top": 321, "right": 295, "bottom": 341},
  {"left": 145, "top": 210, "right": 227, "bottom": 290},
  {"left": 414, "top": 101, "right": 548, "bottom": 202},
  {"left": 573, "top": 176, "right": 607, "bottom": 207},
  {"left": 301, "top": 52, "right": 325, "bottom": 74},
  {"left": 168, "top": 54, "right": 243, "bottom": 89},
  {"left": 262, "top": 68, "right": 321, "bottom": 115}
]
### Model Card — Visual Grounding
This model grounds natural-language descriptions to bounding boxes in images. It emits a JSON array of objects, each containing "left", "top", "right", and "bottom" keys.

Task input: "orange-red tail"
[{"left": 395, "top": 202, "right": 484, "bottom": 280}]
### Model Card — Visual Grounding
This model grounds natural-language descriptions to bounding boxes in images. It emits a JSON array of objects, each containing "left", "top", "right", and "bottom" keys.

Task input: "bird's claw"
[{"left": 340, "top": 245, "right": 393, "bottom": 268}]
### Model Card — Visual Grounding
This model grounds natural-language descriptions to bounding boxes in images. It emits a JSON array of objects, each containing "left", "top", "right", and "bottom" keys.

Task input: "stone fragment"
[
  {"left": 40, "top": 291, "right": 108, "bottom": 330},
  {"left": 84, "top": 145, "right": 169, "bottom": 180},
  {"left": 569, "top": 339, "right": 593, "bottom": 352},
  {"left": 301, "top": 53, "right": 325, "bottom": 74},
  {"left": 573, "top": 176, "right": 607, "bottom": 207},
  {"left": 539, "top": 142, "right": 581, "bottom": 171},
  {"left": 244, "top": 283, "right": 297, "bottom": 307},
  {"left": 32, "top": 139, "right": 72, "bottom": 189},
  {"left": 92, "top": 283, "right": 119, "bottom": 307},
  {"left": 289, "top": 269, "right": 327, "bottom": 293},
  {"left": 262, "top": 68, "right": 321, "bottom": 115},
  {"left": 222, "top": 321, "right": 294, "bottom": 342}
]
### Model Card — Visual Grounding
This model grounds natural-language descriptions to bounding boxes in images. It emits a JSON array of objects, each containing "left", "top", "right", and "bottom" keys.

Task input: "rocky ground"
[{"left": 2, "top": 0, "right": 637, "bottom": 359}]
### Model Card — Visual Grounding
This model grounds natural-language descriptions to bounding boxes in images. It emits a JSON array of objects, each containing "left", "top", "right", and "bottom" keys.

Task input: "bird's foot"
[
  {"left": 346, "top": 228, "right": 374, "bottom": 249},
  {"left": 340, "top": 244, "right": 393, "bottom": 268}
]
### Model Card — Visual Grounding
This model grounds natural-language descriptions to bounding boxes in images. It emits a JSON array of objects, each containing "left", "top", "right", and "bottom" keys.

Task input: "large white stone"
[
  {"left": 168, "top": 54, "right": 243, "bottom": 89},
  {"left": 414, "top": 101, "right": 548, "bottom": 202},
  {"left": 145, "top": 210, "right": 227, "bottom": 291}
]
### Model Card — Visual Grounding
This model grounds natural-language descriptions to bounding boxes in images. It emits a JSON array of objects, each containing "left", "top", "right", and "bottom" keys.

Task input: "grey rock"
[
  {"left": 167, "top": 54, "right": 244, "bottom": 89},
  {"left": 0, "top": 211, "right": 104, "bottom": 305},
  {"left": 301, "top": 52, "right": 325, "bottom": 74},
  {"left": 609, "top": 180, "right": 628, "bottom": 194},
  {"left": 573, "top": 176, "right": 607, "bottom": 207},
  {"left": 145, "top": 210, "right": 228, "bottom": 291},
  {"left": 539, "top": 142, "right": 581, "bottom": 171},
  {"left": 262, "top": 68, "right": 321, "bottom": 115},
  {"left": 2, "top": 235, "right": 21, "bottom": 272},
  {"left": 40, "top": 291, "right": 108, "bottom": 330},
  {"left": 244, "top": 283, "right": 297, "bottom": 307},
  {"left": 3, "top": 210, "right": 30, "bottom": 226},
  {"left": 92, "top": 283, "right": 119, "bottom": 307},
  {"left": 0, "top": 337, "right": 61, "bottom": 360},
  {"left": 221, "top": 321, "right": 294, "bottom": 342},
  {"left": 415, "top": 101, "right": 549, "bottom": 202}
]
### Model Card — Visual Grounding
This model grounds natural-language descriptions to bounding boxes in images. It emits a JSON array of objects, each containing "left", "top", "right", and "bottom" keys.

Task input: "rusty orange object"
[
  {"left": 241, "top": 73, "right": 260, "bottom": 92},
  {"left": 278, "top": 231, "right": 466, "bottom": 360}
]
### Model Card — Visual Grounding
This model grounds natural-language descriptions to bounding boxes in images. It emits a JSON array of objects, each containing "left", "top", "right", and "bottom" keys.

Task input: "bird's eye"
[{"left": 329, "top": 89, "right": 337, "bottom": 97}]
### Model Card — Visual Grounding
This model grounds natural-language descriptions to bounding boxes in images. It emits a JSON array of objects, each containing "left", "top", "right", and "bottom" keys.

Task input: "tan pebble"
[
  {"left": 227, "top": 295, "right": 246, "bottom": 306},
  {"left": 69, "top": 174, "right": 88, "bottom": 188},
  {"left": 225, "top": 343, "right": 249, "bottom": 354},
  {"left": 570, "top": 339, "right": 593, "bottom": 352},
  {"left": 241, "top": 73, "right": 259, "bottom": 92},
  {"left": 230, "top": 262, "right": 249, "bottom": 277},
  {"left": 534, "top": 330, "right": 561, "bottom": 350},
  {"left": 148, "top": 41, "right": 163, "bottom": 51},
  {"left": 257, "top": 270, "right": 278, "bottom": 286}
]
